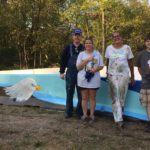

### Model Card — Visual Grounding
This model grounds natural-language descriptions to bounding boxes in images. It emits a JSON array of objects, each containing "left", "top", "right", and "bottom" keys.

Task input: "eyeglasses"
[{"left": 112, "top": 35, "right": 121, "bottom": 38}]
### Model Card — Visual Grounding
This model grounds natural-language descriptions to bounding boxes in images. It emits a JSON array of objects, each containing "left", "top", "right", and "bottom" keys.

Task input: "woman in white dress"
[{"left": 76, "top": 37, "right": 104, "bottom": 122}]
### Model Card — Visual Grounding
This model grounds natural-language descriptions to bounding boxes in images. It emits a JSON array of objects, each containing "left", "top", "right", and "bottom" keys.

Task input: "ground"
[{"left": 0, "top": 88, "right": 150, "bottom": 150}]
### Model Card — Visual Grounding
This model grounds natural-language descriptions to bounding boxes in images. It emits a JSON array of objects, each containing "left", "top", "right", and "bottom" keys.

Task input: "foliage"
[
  {"left": 0, "top": 0, "right": 69, "bottom": 69},
  {"left": 0, "top": 47, "right": 19, "bottom": 69},
  {"left": 0, "top": 0, "right": 150, "bottom": 69}
]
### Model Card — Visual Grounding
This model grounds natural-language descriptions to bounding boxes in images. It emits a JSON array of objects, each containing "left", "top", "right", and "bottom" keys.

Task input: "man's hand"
[{"left": 60, "top": 73, "right": 65, "bottom": 80}]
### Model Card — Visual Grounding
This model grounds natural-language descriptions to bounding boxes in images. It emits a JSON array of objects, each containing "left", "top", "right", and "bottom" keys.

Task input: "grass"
[{"left": 0, "top": 105, "right": 150, "bottom": 150}]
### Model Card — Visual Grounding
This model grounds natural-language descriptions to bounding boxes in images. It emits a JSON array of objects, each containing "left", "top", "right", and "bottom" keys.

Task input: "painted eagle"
[{"left": 4, "top": 78, "right": 41, "bottom": 102}]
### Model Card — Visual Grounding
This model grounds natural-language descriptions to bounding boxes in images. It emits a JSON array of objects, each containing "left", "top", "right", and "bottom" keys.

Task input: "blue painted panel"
[{"left": 0, "top": 74, "right": 147, "bottom": 120}]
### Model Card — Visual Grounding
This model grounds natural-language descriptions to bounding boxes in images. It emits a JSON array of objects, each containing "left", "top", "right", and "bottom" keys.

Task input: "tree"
[
  {"left": 0, "top": 0, "right": 70, "bottom": 69},
  {"left": 0, "top": 0, "right": 150, "bottom": 69}
]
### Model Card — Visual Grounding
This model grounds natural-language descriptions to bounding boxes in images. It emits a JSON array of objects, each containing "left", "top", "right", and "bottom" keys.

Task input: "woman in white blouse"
[
  {"left": 76, "top": 37, "right": 104, "bottom": 123},
  {"left": 105, "top": 32, "right": 134, "bottom": 128}
]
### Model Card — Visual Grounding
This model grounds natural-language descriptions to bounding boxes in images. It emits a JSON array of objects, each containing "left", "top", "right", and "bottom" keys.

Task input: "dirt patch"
[
  {"left": 0, "top": 88, "right": 150, "bottom": 150},
  {"left": 0, "top": 87, "right": 7, "bottom": 96}
]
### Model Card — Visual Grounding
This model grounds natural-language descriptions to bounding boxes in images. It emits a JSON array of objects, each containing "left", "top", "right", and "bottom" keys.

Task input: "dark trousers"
[{"left": 65, "top": 69, "right": 82, "bottom": 116}]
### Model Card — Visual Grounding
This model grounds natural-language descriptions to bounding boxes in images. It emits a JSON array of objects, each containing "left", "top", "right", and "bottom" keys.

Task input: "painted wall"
[{"left": 0, "top": 73, "right": 147, "bottom": 121}]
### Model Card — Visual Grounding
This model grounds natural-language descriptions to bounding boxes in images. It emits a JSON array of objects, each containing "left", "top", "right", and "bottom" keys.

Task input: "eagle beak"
[{"left": 35, "top": 85, "right": 41, "bottom": 91}]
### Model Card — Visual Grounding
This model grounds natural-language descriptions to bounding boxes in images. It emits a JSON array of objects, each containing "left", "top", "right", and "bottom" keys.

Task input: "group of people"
[{"left": 59, "top": 28, "right": 150, "bottom": 131}]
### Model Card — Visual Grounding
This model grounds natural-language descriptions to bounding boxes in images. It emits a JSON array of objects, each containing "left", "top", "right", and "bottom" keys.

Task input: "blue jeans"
[{"left": 65, "top": 69, "right": 82, "bottom": 117}]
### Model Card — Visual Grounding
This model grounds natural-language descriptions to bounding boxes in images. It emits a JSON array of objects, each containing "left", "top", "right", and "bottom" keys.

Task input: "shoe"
[
  {"left": 144, "top": 127, "right": 150, "bottom": 133},
  {"left": 65, "top": 113, "right": 72, "bottom": 119},
  {"left": 81, "top": 115, "right": 88, "bottom": 123},
  {"left": 144, "top": 123, "right": 150, "bottom": 132},
  {"left": 76, "top": 112, "right": 83, "bottom": 120},
  {"left": 116, "top": 121, "right": 124, "bottom": 129},
  {"left": 76, "top": 114, "right": 82, "bottom": 120},
  {"left": 89, "top": 115, "right": 95, "bottom": 124}
]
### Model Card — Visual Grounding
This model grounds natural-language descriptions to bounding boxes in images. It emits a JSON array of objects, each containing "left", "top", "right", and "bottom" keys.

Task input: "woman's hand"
[
  {"left": 77, "top": 55, "right": 94, "bottom": 71},
  {"left": 91, "top": 66, "right": 104, "bottom": 73},
  {"left": 85, "top": 55, "right": 94, "bottom": 63},
  {"left": 90, "top": 68, "right": 97, "bottom": 73}
]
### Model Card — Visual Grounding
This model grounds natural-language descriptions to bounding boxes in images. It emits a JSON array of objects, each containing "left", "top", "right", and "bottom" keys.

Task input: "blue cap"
[{"left": 72, "top": 29, "right": 82, "bottom": 35}]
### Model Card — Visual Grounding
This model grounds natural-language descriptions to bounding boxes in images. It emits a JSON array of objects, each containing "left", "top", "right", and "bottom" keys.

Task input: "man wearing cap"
[{"left": 59, "top": 29, "right": 84, "bottom": 119}]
